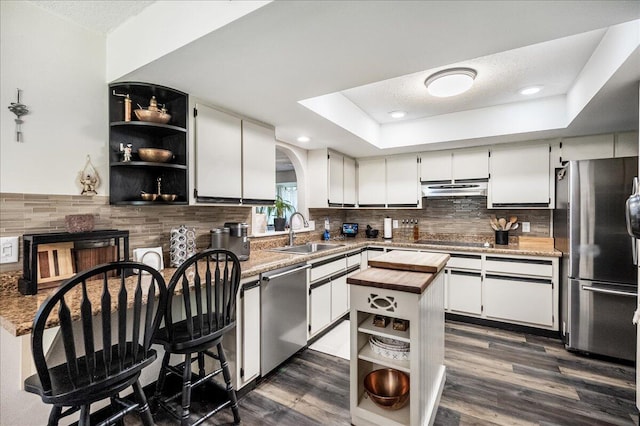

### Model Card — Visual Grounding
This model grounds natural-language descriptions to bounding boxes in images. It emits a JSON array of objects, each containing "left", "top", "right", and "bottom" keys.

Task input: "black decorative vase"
[{"left": 274, "top": 217, "right": 286, "bottom": 232}]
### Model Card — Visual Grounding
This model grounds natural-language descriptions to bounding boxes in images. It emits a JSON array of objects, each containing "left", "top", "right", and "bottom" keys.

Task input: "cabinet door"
[
  {"left": 358, "top": 158, "right": 386, "bottom": 206},
  {"left": 310, "top": 282, "right": 332, "bottom": 335},
  {"left": 328, "top": 152, "right": 344, "bottom": 205},
  {"left": 195, "top": 104, "right": 242, "bottom": 201},
  {"left": 484, "top": 275, "right": 553, "bottom": 326},
  {"left": 420, "top": 151, "right": 452, "bottom": 182},
  {"left": 453, "top": 148, "right": 489, "bottom": 181},
  {"left": 331, "top": 274, "right": 349, "bottom": 321},
  {"left": 241, "top": 282, "right": 261, "bottom": 383},
  {"left": 447, "top": 270, "right": 482, "bottom": 315},
  {"left": 489, "top": 144, "right": 550, "bottom": 206},
  {"left": 561, "top": 134, "right": 614, "bottom": 161},
  {"left": 343, "top": 156, "right": 357, "bottom": 206},
  {"left": 242, "top": 121, "right": 275, "bottom": 203},
  {"left": 386, "top": 154, "right": 418, "bottom": 206}
]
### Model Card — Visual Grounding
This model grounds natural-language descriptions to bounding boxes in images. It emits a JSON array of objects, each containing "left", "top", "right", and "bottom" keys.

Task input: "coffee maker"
[{"left": 210, "top": 222, "right": 250, "bottom": 261}]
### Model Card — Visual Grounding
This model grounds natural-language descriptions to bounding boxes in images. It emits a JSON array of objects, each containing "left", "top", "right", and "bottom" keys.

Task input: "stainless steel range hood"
[{"left": 421, "top": 180, "right": 488, "bottom": 198}]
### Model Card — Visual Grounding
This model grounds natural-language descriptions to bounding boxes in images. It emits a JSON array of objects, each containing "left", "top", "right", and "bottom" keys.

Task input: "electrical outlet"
[
  {"left": 522, "top": 222, "right": 531, "bottom": 233},
  {"left": 0, "top": 236, "right": 19, "bottom": 264},
  {"left": 393, "top": 220, "right": 399, "bottom": 229}
]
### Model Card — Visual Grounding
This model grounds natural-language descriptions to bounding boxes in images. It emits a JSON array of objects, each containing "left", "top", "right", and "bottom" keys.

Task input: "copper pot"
[
  {"left": 138, "top": 148, "right": 173, "bottom": 163},
  {"left": 134, "top": 108, "right": 171, "bottom": 124},
  {"left": 363, "top": 368, "right": 410, "bottom": 410},
  {"left": 160, "top": 194, "right": 177, "bottom": 202}
]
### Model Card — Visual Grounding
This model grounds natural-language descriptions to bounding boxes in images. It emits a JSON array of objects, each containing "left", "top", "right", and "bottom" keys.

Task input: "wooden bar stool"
[
  {"left": 153, "top": 249, "right": 242, "bottom": 426},
  {"left": 24, "top": 261, "right": 167, "bottom": 426}
]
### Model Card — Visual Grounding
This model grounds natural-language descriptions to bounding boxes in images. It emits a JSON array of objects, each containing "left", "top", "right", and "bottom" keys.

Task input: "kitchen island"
[{"left": 347, "top": 251, "right": 449, "bottom": 426}]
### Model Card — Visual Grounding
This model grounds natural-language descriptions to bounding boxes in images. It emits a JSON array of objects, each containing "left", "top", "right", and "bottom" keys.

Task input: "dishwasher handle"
[{"left": 262, "top": 264, "right": 311, "bottom": 282}]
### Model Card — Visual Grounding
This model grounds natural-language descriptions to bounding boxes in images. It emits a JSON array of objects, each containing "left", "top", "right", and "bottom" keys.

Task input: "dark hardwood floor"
[{"left": 129, "top": 320, "right": 638, "bottom": 425}]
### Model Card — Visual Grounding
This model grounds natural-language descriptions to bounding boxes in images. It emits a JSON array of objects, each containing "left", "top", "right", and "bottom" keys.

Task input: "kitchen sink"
[{"left": 269, "top": 242, "right": 344, "bottom": 254}]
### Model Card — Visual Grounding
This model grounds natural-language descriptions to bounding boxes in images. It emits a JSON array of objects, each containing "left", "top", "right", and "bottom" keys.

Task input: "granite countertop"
[{"left": 0, "top": 238, "right": 560, "bottom": 337}]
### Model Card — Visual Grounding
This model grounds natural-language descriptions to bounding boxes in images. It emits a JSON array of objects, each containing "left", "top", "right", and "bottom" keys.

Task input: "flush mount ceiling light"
[
  {"left": 389, "top": 111, "right": 406, "bottom": 119},
  {"left": 425, "top": 68, "right": 477, "bottom": 98},
  {"left": 297, "top": 136, "right": 310, "bottom": 143},
  {"left": 519, "top": 86, "right": 543, "bottom": 95}
]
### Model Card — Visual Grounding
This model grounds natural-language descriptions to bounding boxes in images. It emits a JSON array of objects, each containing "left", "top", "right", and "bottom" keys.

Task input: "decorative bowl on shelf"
[
  {"left": 141, "top": 192, "right": 158, "bottom": 201},
  {"left": 160, "top": 194, "right": 177, "bottom": 202},
  {"left": 134, "top": 108, "right": 171, "bottom": 124},
  {"left": 138, "top": 148, "right": 173, "bottom": 163},
  {"left": 363, "top": 368, "right": 410, "bottom": 410},
  {"left": 369, "top": 336, "right": 410, "bottom": 361}
]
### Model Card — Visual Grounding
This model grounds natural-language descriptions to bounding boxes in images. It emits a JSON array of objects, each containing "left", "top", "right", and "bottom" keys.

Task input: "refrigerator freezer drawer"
[{"left": 567, "top": 279, "right": 637, "bottom": 361}]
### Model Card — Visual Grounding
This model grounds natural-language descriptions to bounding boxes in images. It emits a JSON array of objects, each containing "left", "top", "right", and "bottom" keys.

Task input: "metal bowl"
[
  {"left": 363, "top": 369, "right": 410, "bottom": 410},
  {"left": 134, "top": 108, "right": 171, "bottom": 124},
  {"left": 160, "top": 194, "right": 177, "bottom": 202},
  {"left": 138, "top": 148, "right": 173, "bottom": 163},
  {"left": 141, "top": 193, "right": 158, "bottom": 201}
]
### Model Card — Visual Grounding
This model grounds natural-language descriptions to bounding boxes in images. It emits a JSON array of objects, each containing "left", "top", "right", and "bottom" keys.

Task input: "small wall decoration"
[
  {"left": 78, "top": 155, "right": 100, "bottom": 195},
  {"left": 8, "top": 88, "right": 29, "bottom": 142}
]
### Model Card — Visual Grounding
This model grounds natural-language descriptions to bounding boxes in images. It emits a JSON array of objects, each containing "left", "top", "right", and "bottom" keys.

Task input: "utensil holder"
[{"left": 495, "top": 230, "right": 509, "bottom": 245}]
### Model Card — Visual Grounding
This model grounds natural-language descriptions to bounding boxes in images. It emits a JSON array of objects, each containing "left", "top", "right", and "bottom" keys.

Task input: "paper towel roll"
[{"left": 384, "top": 217, "right": 393, "bottom": 239}]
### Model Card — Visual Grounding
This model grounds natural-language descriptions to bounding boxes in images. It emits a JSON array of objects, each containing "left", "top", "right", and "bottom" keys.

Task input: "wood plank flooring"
[{"left": 129, "top": 320, "right": 638, "bottom": 425}]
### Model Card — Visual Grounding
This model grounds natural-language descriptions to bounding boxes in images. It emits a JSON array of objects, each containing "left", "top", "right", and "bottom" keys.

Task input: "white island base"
[{"left": 348, "top": 256, "right": 447, "bottom": 426}]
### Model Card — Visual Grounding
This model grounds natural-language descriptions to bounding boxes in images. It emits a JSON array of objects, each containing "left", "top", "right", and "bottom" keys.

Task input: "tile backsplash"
[{"left": 0, "top": 193, "right": 251, "bottom": 272}]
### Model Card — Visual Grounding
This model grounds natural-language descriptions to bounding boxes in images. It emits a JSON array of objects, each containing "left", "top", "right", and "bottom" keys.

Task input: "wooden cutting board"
[
  {"left": 368, "top": 251, "right": 449, "bottom": 273},
  {"left": 347, "top": 267, "right": 437, "bottom": 294}
]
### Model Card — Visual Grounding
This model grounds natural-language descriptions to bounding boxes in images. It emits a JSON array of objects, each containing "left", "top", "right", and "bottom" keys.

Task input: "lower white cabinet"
[
  {"left": 331, "top": 272, "right": 349, "bottom": 322},
  {"left": 484, "top": 275, "right": 553, "bottom": 327},
  {"left": 310, "top": 280, "right": 332, "bottom": 335},
  {"left": 447, "top": 270, "right": 482, "bottom": 315},
  {"left": 234, "top": 277, "right": 261, "bottom": 389}
]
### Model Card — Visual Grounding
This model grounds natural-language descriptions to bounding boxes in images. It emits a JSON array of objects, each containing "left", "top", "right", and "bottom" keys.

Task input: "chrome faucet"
[{"left": 289, "top": 211, "right": 309, "bottom": 246}]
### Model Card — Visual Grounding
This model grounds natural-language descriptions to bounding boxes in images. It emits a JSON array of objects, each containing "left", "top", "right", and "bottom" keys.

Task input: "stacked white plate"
[{"left": 369, "top": 336, "right": 410, "bottom": 361}]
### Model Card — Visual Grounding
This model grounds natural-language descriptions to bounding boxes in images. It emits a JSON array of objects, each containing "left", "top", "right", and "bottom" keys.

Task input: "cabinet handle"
[
  {"left": 449, "top": 270, "right": 481, "bottom": 277},
  {"left": 486, "top": 256, "right": 551, "bottom": 265},
  {"left": 485, "top": 274, "right": 552, "bottom": 285}
]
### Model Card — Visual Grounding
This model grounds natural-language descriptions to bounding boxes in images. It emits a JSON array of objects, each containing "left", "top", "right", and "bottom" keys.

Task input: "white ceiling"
[{"left": 30, "top": 1, "right": 640, "bottom": 157}]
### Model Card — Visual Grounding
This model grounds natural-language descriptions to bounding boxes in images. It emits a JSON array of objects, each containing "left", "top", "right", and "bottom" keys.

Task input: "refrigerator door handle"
[
  {"left": 582, "top": 285, "right": 637, "bottom": 297},
  {"left": 633, "top": 237, "right": 638, "bottom": 266}
]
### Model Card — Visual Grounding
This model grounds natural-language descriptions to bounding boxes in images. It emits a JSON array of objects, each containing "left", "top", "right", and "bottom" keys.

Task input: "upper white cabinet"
[
  {"left": 420, "top": 148, "right": 488, "bottom": 182},
  {"left": 308, "top": 149, "right": 357, "bottom": 208},
  {"left": 194, "top": 103, "right": 242, "bottom": 202},
  {"left": 242, "top": 120, "right": 276, "bottom": 203},
  {"left": 386, "top": 154, "right": 419, "bottom": 207},
  {"left": 561, "top": 134, "right": 614, "bottom": 162},
  {"left": 357, "top": 157, "right": 386, "bottom": 207},
  {"left": 194, "top": 103, "right": 275, "bottom": 204},
  {"left": 488, "top": 143, "right": 551, "bottom": 208},
  {"left": 615, "top": 132, "right": 639, "bottom": 158}
]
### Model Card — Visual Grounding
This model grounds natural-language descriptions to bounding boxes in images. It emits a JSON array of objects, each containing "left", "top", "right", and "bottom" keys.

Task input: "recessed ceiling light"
[
  {"left": 425, "top": 68, "right": 477, "bottom": 98},
  {"left": 389, "top": 111, "right": 406, "bottom": 119},
  {"left": 296, "top": 136, "right": 310, "bottom": 143},
  {"left": 519, "top": 86, "right": 543, "bottom": 95}
]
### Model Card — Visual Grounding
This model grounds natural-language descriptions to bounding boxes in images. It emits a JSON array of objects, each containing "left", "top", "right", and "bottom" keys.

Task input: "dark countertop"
[{"left": 0, "top": 238, "right": 560, "bottom": 336}]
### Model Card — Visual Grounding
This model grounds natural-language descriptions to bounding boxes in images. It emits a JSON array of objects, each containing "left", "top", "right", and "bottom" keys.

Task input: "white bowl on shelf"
[{"left": 369, "top": 336, "right": 410, "bottom": 361}]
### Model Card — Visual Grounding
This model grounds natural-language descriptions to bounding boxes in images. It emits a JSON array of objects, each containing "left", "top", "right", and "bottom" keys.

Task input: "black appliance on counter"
[
  {"left": 554, "top": 157, "right": 638, "bottom": 361},
  {"left": 342, "top": 223, "right": 358, "bottom": 237},
  {"left": 210, "top": 222, "right": 250, "bottom": 261}
]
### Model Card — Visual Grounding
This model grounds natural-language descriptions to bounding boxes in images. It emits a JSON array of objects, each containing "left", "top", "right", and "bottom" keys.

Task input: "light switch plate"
[
  {"left": 522, "top": 222, "right": 531, "bottom": 233},
  {"left": 0, "top": 236, "right": 19, "bottom": 264}
]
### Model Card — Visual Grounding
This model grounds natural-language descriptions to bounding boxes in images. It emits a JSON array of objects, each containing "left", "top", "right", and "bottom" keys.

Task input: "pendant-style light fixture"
[{"left": 425, "top": 68, "right": 477, "bottom": 98}]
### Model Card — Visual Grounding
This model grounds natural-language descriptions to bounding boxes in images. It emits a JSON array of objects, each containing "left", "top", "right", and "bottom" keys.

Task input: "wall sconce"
[{"left": 8, "top": 88, "right": 29, "bottom": 142}]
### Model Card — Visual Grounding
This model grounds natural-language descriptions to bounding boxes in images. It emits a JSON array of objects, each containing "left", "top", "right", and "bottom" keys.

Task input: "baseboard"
[{"left": 446, "top": 313, "right": 561, "bottom": 339}]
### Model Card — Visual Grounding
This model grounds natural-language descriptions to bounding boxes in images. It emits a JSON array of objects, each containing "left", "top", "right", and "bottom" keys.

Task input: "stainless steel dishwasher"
[{"left": 260, "top": 262, "right": 310, "bottom": 376}]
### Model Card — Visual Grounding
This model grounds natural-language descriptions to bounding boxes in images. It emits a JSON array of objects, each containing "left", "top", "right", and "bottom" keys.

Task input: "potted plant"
[{"left": 268, "top": 195, "right": 294, "bottom": 231}]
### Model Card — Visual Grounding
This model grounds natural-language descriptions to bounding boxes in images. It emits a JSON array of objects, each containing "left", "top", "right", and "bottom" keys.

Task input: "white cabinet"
[
  {"left": 331, "top": 272, "right": 349, "bottom": 321},
  {"left": 308, "top": 149, "right": 357, "bottom": 207},
  {"left": 358, "top": 157, "right": 386, "bottom": 207},
  {"left": 242, "top": 120, "right": 276, "bottom": 203},
  {"left": 488, "top": 143, "right": 551, "bottom": 208},
  {"left": 234, "top": 277, "right": 261, "bottom": 389},
  {"left": 447, "top": 270, "right": 482, "bottom": 315},
  {"left": 420, "top": 148, "right": 488, "bottom": 182},
  {"left": 193, "top": 103, "right": 275, "bottom": 204},
  {"left": 484, "top": 275, "right": 553, "bottom": 327},
  {"left": 561, "top": 134, "right": 615, "bottom": 162},
  {"left": 386, "top": 154, "right": 419, "bottom": 207},
  {"left": 194, "top": 103, "right": 242, "bottom": 201},
  {"left": 309, "top": 280, "right": 332, "bottom": 335},
  {"left": 615, "top": 132, "right": 639, "bottom": 158}
]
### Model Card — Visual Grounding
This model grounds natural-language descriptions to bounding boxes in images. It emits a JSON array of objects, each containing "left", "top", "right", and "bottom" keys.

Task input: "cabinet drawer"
[
  {"left": 347, "top": 252, "right": 361, "bottom": 268},
  {"left": 485, "top": 256, "right": 552, "bottom": 277},
  {"left": 310, "top": 257, "right": 346, "bottom": 282},
  {"left": 447, "top": 270, "right": 482, "bottom": 315},
  {"left": 447, "top": 253, "right": 482, "bottom": 270},
  {"left": 484, "top": 275, "right": 553, "bottom": 326}
]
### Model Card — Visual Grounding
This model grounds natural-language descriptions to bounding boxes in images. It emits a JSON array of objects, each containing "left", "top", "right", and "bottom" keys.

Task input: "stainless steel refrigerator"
[{"left": 554, "top": 157, "right": 638, "bottom": 361}]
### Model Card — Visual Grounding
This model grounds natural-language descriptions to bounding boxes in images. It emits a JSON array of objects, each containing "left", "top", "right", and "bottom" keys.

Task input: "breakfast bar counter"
[{"left": 347, "top": 251, "right": 449, "bottom": 426}]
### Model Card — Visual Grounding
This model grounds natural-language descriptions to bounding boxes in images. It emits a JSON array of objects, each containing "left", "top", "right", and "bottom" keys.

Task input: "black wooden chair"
[
  {"left": 153, "top": 249, "right": 242, "bottom": 426},
  {"left": 24, "top": 261, "right": 167, "bottom": 426}
]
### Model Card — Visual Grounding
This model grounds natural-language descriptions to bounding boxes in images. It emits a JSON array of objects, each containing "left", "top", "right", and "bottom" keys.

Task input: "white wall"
[{"left": 0, "top": 1, "right": 107, "bottom": 195}]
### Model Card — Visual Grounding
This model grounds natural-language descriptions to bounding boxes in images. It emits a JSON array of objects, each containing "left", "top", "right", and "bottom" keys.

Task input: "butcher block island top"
[{"left": 349, "top": 251, "right": 449, "bottom": 294}]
